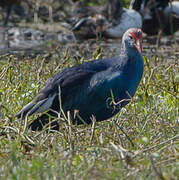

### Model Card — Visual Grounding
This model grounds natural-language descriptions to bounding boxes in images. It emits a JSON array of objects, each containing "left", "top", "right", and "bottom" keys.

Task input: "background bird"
[
  {"left": 16, "top": 28, "right": 144, "bottom": 131},
  {"left": 0, "top": 0, "right": 24, "bottom": 26},
  {"left": 103, "top": 0, "right": 142, "bottom": 38},
  {"left": 130, "top": 0, "right": 179, "bottom": 35}
]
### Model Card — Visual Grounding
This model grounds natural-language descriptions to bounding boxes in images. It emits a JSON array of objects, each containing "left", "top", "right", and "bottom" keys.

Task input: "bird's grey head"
[{"left": 122, "top": 28, "right": 143, "bottom": 53}]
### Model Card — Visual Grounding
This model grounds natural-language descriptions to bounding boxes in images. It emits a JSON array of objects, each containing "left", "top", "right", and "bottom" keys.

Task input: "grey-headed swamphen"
[{"left": 16, "top": 28, "right": 144, "bottom": 131}]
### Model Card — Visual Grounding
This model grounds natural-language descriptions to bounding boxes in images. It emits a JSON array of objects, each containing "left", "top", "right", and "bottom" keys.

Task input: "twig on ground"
[
  {"left": 90, "top": 115, "right": 96, "bottom": 145},
  {"left": 142, "top": 134, "right": 179, "bottom": 153}
]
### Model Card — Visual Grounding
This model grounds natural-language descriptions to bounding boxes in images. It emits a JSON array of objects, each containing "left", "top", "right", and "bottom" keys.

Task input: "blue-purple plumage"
[{"left": 16, "top": 28, "right": 144, "bottom": 130}]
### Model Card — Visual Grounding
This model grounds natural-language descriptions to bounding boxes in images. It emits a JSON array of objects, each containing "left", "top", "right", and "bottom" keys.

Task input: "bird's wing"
[
  {"left": 36, "top": 59, "right": 110, "bottom": 101},
  {"left": 88, "top": 66, "right": 127, "bottom": 103},
  {"left": 16, "top": 59, "right": 111, "bottom": 119}
]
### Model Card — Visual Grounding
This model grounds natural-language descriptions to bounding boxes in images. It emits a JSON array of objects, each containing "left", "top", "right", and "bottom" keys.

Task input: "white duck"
[{"left": 105, "top": 8, "right": 142, "bottom": 38}]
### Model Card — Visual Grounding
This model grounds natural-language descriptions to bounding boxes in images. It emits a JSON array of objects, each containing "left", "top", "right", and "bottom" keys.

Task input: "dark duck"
[
  {"left": 16, "top": 28, "right": 144, "bottom": 131},
  {"left": 130, "top": 0, "right": 179, "bottom": 35}
]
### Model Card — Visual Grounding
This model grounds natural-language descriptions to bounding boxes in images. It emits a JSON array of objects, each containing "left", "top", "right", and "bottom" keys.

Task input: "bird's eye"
[{"left": 129, "top": 35, "right": 134, "bottom": 41}]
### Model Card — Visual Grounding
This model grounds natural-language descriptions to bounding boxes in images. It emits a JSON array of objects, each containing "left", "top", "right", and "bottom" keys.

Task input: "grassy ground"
[{"left": 0, "top": 38, "right": 178, "bottom": 180}]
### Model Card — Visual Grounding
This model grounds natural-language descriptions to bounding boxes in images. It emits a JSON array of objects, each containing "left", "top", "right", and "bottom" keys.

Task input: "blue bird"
[{"left": 16, "top": 28, "right": 144, "bottom": 131}]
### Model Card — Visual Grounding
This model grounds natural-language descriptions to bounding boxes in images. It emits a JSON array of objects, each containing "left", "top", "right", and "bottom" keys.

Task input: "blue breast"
[{"left": 71, "top": 53, "right": 144, "bottom": 124}]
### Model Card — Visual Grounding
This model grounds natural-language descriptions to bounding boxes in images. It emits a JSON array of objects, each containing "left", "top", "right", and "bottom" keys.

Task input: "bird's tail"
[
  {"left": 16, "top": 101, "right": 36, "bottom": 119},
  {"left": 16, "top": 93, "right": 56, "bottom": 119}
]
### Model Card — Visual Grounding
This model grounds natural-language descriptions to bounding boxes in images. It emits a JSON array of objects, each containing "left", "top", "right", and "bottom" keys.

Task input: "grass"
[{"left": 0, "top": 38, "right": 178, "bottom": 180}]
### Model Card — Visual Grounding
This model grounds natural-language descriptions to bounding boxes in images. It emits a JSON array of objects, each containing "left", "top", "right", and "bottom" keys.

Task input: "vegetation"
[
  {"left": 0, "top": 0, "right": 178, "bottom": 179},
  {"left": 0, "top": 38, "right": 178, "bottom": 179}
]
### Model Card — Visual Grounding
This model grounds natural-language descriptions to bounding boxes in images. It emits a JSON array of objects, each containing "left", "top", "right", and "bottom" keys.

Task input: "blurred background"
[{"left": 0, "top": 0, "right": 178, "bottom": 58}]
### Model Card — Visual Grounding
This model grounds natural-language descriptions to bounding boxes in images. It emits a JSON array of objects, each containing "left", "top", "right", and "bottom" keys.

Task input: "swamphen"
[{"left": 16, "top": 28, "right": 144, "bottom": 131}]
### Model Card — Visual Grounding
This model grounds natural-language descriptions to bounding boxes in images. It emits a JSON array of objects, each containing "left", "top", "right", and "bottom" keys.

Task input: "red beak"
[
  {"left": 136, "top": 39, "right": 142, "bottom": 53},
  {"left": 130, "top": 31, "right": 142, "bottom": 53}
]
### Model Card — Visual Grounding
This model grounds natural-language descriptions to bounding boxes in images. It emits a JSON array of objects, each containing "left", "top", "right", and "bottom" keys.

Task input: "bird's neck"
[
  {"left": 120, "top": 44, "right": 144, "bottom": 76},
  {"left": 121, "top": 45, "right": 141, "bottom": 63},
  {"left": 121, "top": 43, "right": 139, "bottom": 55},
  {"left": 120, "top": 44, "right": 144, "bottom": 97}
]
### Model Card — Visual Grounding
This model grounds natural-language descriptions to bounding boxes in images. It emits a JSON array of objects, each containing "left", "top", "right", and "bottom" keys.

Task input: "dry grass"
[{"left": 0, "top": 37, "right": 178, "bottom": 180}]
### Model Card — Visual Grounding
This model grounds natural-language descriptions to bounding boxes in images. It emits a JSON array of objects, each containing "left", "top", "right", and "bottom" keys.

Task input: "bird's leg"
[{"left": 3, "top": 6, "right": 12, "bottom": 26}]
